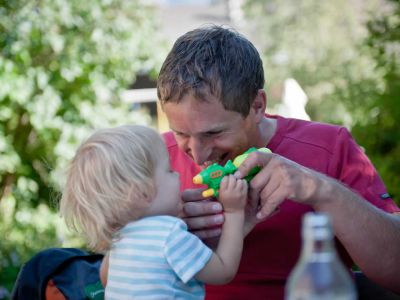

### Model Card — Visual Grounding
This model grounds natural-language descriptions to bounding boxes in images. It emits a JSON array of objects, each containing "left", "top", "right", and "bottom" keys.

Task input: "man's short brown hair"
[{"left": 157, "top": 25, "right": 265, "bottom": 117}]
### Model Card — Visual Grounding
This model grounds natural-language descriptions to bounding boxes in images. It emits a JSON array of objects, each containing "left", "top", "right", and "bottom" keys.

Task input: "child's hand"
[{"left": 218, "top": 175, "right": 248, "bottom": 213}]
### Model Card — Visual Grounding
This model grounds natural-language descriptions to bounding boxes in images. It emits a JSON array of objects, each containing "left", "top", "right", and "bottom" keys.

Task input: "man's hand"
[
  {"left": 182, "top": 188, "right": 224, "bottom": 240},
  {"left": 182, "top": 181, "right": 266, "bottom": 243},
  {"left": 235, "top": 151, "right": 323, "bottom": 220}
]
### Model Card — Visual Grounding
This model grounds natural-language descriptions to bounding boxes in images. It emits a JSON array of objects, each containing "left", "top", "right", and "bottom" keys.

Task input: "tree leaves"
[
  {"left": 0, "top": 0, "right": 165, "bottom": 291},
  {"left": 0, "top": 0, "right": 164, "bottom": 207}
]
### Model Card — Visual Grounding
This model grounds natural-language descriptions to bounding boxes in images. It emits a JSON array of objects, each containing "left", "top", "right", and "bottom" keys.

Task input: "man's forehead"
[{"left": 163, "top": 94, "right": 242, "bottom": 133}]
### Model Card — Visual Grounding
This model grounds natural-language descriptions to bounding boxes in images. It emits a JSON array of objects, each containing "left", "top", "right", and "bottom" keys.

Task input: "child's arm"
[{"left": 195, "top": 175, "right": 247, "bottom": 284}]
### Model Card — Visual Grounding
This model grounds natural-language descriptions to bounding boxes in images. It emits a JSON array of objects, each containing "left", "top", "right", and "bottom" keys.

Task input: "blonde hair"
[{"left": 59, "top": 125, "right": 167, "bottom": 252}]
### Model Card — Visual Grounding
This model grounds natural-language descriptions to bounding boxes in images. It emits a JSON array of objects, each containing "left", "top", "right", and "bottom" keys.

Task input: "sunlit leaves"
[
  {"left": 0, "top": 0, "right": 164, "bottom": 206},
  {"left": 244, "top": 0, "right": 383, "bottom": 123},
  {"left": 0, "top": 0, "right": 165, "bottom": 291},
  {"left": 244, "top": 0, "right": 399, "bottom": 202}
]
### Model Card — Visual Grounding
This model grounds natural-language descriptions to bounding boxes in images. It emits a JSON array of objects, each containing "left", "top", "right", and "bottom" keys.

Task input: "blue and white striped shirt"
[{"left": 106, "top": 215, "right": 213, "bottom": 300}]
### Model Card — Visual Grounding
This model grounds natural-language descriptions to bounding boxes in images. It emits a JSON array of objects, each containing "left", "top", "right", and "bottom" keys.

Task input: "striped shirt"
[{"left": 106, "top": 215, "right": 213, "bottom": 300}]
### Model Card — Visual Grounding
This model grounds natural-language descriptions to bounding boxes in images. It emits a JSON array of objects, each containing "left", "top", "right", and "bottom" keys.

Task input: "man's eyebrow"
[{"left": 171, "top": 125, "right": 226, "bottom": 135}]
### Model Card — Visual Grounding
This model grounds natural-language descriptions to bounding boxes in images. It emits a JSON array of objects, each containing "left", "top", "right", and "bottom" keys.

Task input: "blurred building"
[{"left": 277, "top": 78, "right": 310, "bottom": 121}]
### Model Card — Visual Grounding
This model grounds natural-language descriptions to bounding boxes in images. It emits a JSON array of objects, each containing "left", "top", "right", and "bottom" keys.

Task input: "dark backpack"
[{"left": 11, "top": 248, "right": 104, "bottom": 300}]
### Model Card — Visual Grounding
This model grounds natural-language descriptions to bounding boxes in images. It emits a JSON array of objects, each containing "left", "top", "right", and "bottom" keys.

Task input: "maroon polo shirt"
[{"left": 163, "top": 115, "right": 399, "bottom": 300}]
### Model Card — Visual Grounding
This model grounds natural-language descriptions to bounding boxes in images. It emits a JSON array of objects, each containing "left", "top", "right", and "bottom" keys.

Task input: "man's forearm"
[{"left": 313, "top": 176, "right": 400, "bottom": 293}]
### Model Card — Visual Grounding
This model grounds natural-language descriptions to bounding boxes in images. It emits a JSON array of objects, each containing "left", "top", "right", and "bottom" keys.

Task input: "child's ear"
[
  {"left": 141, "top": 191, "right": 152, "bottom": 203},
  {"left": 126, "top": 185, "right": 153, "bottom": 220},
  {"left": 127, "top": 185, "right": 152, "bottom": 209}
]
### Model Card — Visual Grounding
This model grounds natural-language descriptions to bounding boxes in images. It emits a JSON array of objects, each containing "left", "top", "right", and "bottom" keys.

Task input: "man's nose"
[{"left": 188, "top": 137, "right": 209, "bottom": 165}]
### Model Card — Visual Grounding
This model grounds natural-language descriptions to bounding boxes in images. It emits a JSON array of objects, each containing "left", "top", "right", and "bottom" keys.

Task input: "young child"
[{"left": 59, "top": 125, "right": 248, "bottom": 299}]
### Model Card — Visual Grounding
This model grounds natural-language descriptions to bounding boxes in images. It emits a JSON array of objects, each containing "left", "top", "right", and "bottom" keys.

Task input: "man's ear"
[{"left": 251, "top": 89, "right": 267, "bottom": 123}]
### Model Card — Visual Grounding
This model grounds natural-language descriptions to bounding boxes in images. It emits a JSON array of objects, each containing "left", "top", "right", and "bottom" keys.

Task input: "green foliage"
[
  {"left": 0, "top": 0, "right": 166, "bottom": 294},
  {"left": 244, "top": 0, "right": 399, "bottom": 204},
  {"left": 0, "top": 0, "right": 163, "bottom": 206},
  {"left": 244, "top": 0, "right": 382, "bottom": 123},
  {"left": 349, "top": 0, "right": 400, "bottom": 202}
]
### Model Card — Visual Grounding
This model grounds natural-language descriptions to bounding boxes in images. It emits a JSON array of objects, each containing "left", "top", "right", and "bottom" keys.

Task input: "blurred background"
[{"left": 0, "top": 0, "right": 399, "bottom": 297}]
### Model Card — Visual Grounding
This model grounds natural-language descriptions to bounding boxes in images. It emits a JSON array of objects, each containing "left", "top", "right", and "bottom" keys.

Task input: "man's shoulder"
[
  {"left": 276, "top": 116, "right": 351, "bottom": 152},
  {"left": 162, "top": 131, "right": 177, "bottom": 148},
  {"left": 283, "top": 116, "right": 346, "bottom": 137},
  {"left": 161, "top": 131, "right": 201, "bottom": 189},
  {"left": 162, "top": 131, "right": 183, "bottom": 159},
  {"left": 161, "top": 131, "right": 187, "bottom": 160}
]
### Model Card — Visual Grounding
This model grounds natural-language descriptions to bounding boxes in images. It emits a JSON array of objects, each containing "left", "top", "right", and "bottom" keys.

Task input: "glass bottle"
[{"left": 285, "top": 212, "right": 357, "bottom": 300}]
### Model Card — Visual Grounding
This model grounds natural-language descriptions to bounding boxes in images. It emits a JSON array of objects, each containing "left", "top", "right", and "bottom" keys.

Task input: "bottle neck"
[{"left": 300, "top": 225, "right": 337, "bottom": 262}]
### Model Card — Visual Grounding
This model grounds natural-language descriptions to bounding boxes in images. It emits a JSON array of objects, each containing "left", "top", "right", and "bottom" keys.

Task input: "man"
[{"left": 158, "top": 25, "right": 400, "bottom": 299}]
